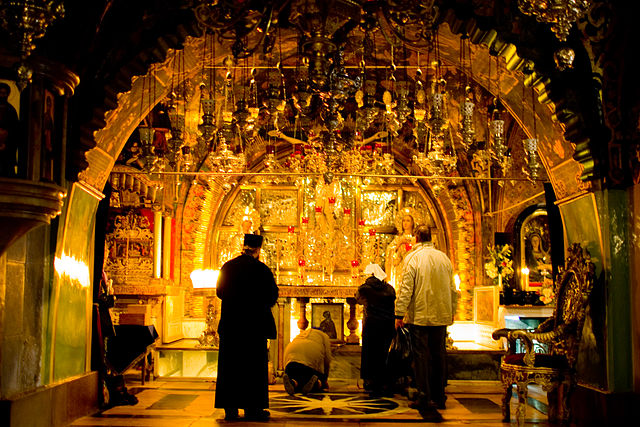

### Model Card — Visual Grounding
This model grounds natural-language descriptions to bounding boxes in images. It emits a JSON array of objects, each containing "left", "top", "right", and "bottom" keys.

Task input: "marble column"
[
  {"left": 276, "top": 298, "right": 288, "bottom": 374},
  {"left": 296, "top": 297, "right": 309, "bottom": 331},
  {"left": 345, "top": 297, "right": 360, "bottom": 344}
]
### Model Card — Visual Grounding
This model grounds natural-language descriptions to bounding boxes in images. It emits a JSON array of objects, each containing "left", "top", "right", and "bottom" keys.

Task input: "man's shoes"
[
  {"left": 224, "top": 408, "right": 239, "bottom": 420},
  {"left": 244, "top": 409, "right": 270, "bottom": 421},
  {"left": 301, "top": 374, "right": 319, "bottom": 395},
  {"left": 283, "top": 374, "right": 297, "bottom": 395},
  {"left": 418, "top": 406, "right": 443, "bottom": 422}
]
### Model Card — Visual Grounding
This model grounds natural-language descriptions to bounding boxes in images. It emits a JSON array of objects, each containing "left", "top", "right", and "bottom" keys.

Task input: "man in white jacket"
[{"left": 395, "top": 225, "right": 458, "bottom": 422}]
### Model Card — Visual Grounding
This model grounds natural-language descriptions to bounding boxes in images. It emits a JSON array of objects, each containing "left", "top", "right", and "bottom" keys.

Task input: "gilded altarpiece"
[
  {"left": 212, "top": 178, "right": 439, "bottom": 292},
  {"left": 208, "top": 178, "right": 446, "bottom": 353},
  {"left": 104, "top": 209, "right": 155, "bottom": 292}
]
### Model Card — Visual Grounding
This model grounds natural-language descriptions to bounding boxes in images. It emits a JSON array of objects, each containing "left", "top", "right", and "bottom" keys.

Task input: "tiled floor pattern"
[{"left": 70, "top": 379, "right": 549, "bottom": 426}]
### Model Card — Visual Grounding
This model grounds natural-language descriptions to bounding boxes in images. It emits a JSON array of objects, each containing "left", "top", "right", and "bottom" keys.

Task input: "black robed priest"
[{"left": 214, "top": 234, "right": 279, "bottom": 421}]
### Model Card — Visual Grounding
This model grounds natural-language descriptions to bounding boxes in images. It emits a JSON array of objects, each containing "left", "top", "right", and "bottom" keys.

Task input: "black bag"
[{"left": 387, "top": 327, "right": 413, "bottom": 380}]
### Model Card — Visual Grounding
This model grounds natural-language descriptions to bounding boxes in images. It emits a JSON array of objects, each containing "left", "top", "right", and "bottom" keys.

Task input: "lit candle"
[
  {"left": 328, "top": 197, "right": 336, "bottom": 204},
  {"left": 344, "top": 207, "right": 351, "bottom": 215},
  {"left": 368, "top": 228, "right": 376, "bottom": 236},
  {"left": 315, "top": 206, "right": 322, "bottom": 213},
  {"left": 301, "top": 217, "right": 309, "bottom": 224},
  {"left": 358, "top": 219, "right": 365, "bottom": 226},
  {"left": 521, "top": 267, "right": 530, "bottom": 289},
  {"left": 288, "top": 226, "right": 295, "bottom": 233}
]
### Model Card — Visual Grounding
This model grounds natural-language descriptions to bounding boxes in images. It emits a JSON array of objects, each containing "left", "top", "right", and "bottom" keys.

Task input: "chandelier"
[
  {"left": 124, "top": 1, "right": 549, "bottom": 191},
  {"left": 522, "top": 84, "right": 542, "bottom": 181},
  {"left": 517, "top": 0, "right": 592, "bottom": 70},
  {"left": 0, "top": 0, "right": 65, "bottom": 89}
]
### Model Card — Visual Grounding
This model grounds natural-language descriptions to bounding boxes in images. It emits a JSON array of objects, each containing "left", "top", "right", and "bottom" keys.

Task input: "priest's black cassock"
[{"left": 214, "top": 247, "right": 278, "bottom": 411}]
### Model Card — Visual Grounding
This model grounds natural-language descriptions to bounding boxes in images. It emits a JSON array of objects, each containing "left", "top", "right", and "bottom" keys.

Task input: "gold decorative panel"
[
  {"left": 222, "top": 189, "right": 256, "bottom": 226},
  {"left": 403, "top": 191, "right": 435, "bottom": 227},
  {"left": 361, "top": 190, "right": 396, "bottom": 228},
  {"left": 261, "top": 231, "right": 294, "bottom": 270},
  {"left": 105, "top": 209, "right": 154, "bottom": 288},
  {"left": 216, "top": 230, "right": 242, "bottom": 268},
  {"left": 260, "top": 189, "right": 298, "bottom": 226}
]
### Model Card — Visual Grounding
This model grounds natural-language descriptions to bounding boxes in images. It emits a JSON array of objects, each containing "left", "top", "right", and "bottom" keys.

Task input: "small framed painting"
[{"left": 474, "top": 285, "right": 499, "bottom": 325}]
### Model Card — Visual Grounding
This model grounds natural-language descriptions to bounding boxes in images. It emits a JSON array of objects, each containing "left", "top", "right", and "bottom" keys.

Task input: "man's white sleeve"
[{"left": 395, "top": 257, "right": 414, "bottom": 317}]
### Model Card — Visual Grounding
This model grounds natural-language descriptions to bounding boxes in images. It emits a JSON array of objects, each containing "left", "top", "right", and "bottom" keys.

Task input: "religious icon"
[
  {"left": 311, "top": 303, "right": 344, "bottom": 342},
  {"left": 0, "top": 80, "right": 20, "bottom": 177},
  {"left": 42, "top": 90, "right": 55, "bottom": 181},
  {"left": 524, "top": 232, "right": 552, "bottom": 283},
  {"left": 385, "top": 206, "right": 423, "bottom": 288},
  {"left": 520, "top": 211, "right": 552, "bottom": 287}
]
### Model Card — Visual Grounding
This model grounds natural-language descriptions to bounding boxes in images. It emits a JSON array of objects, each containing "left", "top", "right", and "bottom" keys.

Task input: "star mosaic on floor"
[{"left": 268, "top": 392, "right": 410, "bottom": 418}]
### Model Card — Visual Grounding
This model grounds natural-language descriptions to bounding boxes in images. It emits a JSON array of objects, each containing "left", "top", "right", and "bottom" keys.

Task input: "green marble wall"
[
  {"left": 44, "top": 183, "right": 100, "bottom": 383},
  {"left": 559, "top": 190, "right": 632, "bottom": 392},
  {"left": 594, "top": 190, "right": 632, "bottom": 392}
]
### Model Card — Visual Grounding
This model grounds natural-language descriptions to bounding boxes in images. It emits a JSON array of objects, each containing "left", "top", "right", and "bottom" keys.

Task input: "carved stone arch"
[{"left": 71, "top": 6, "right": 202, "bottom": 183}]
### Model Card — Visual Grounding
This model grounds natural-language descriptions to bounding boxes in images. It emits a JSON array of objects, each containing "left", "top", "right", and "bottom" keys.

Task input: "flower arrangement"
[
  {"left": 484, "top": 244, "right": 514, "bottom": 285},
  {"left": 539, "top": 277, "right": 555, "bottom": 305}
]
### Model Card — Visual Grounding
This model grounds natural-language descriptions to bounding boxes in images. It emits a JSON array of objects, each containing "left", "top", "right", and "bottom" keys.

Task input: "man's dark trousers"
[{"left": 408, "top": 324, "right": 447, "bottom": 408}]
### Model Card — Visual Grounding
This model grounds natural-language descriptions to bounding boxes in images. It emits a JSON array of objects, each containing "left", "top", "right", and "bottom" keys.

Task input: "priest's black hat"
[{"left": 244, "top": 233, "right": 264, "bottom": 248}]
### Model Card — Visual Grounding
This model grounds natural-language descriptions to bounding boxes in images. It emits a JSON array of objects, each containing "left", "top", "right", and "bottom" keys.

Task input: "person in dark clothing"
[
  {"left": 215, "top": 234, "right": 279, "bottom": 421},
  {"left": 355, "top": 263, "right": 396, "bottom": 397}
]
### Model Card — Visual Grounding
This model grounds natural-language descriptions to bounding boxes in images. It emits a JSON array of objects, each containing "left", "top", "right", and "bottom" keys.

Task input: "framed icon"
[{"left": 311, "top": 303, "right": 343, "bottom": 342}]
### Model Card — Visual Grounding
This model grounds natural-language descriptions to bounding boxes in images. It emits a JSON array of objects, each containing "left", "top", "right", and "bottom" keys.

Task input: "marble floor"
[{"left": 70, "top": 377, "right": 551, "bottom": 426}]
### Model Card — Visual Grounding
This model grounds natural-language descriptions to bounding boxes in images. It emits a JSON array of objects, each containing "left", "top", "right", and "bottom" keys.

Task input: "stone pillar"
[
  {"left": 345, "top": 297, "right": 360, "bottom": 344},
  {"left": 0, "top": 57, "right": 75, "bottom": 255},
  {"left": 153, "top": 208, "right": 162, "bottom": 278}
]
